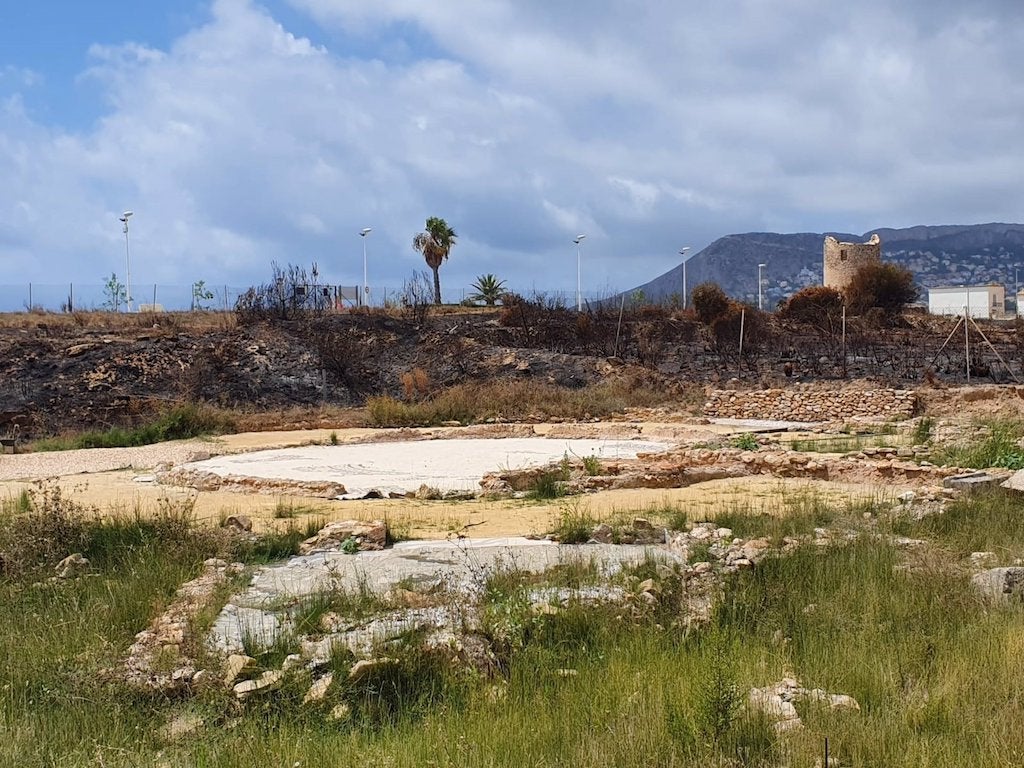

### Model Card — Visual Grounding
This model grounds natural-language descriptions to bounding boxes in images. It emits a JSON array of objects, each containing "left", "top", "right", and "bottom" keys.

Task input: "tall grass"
[
  {"left": 5, "top": 489, "right": 1024, "bottom": 765},
  {"left": 931, "top": 418, "right": 1024, "bottom": 470},
  {"left": 31, "top": 403, "right": 237, "bottom": 451},
  {"left": 366, "top": 379, "right": 672, "bottom": 427}
]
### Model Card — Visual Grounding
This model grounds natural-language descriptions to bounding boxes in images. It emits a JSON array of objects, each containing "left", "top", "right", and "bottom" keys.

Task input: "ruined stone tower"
[{"left": 823, "top": 234, "right": 881, "bottom": 291}]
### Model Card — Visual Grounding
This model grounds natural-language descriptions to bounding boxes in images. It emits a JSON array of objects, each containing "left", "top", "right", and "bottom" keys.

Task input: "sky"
[{"left": 2, "top": 0, "right": 1023, "bottom": 301}]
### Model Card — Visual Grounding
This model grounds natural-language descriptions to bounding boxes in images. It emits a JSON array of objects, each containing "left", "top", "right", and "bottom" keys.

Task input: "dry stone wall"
[{"left": 703, "top": 388, "right": 917, "bottom": 422}]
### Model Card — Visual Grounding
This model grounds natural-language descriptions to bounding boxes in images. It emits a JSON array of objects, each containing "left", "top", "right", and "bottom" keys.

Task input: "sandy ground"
[
  {"left": 0, "top": 420, "right": 894, "bottom": 539},
  {"left": 0, "top": 468, "right": 894, "bottom": 539}
]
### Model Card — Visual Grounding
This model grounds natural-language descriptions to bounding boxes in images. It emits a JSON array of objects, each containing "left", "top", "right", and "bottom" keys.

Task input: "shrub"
[
  {"left": 844, "top": 261, "right": 917, "bottom": 316},
  {"left": 691, "top": 282, "right": 730, "bottom": 325},
  {"left": 778, "top": 285, "right": 845, "bottom": 336}
]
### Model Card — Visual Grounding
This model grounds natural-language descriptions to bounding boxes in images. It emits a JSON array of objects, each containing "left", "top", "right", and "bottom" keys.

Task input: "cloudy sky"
[{"left": 2, "top": 0, "right": 1022, "bottom": 302}]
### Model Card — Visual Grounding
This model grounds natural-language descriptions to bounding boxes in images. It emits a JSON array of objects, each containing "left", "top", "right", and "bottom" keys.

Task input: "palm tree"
[
  {"left": 469, "top": 274, "right": 507, "bottom": 306},
  {"left": 412, "top": 217, "right": 457, "bottom": 304}
]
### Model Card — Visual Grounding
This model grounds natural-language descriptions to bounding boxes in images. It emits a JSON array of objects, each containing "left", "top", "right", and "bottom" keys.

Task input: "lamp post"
[
  {"left": 757, "top": 263, "right": 766, "bottom": 311},
  {"left": 359, "top": 228, "right": 372, "bottom": 306},
  {"left": 679, "top": 246, "right": 691, "bottom": 309},
  {"left": 574, "top": 234, "right": 586, "bottom": 312},
  {"left": 119, "top": 211, "right": 133, "bottom": 312}
]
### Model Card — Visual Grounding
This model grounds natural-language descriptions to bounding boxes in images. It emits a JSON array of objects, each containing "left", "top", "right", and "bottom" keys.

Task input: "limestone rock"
[
  {"left": 233, "top": 669, "right": 283, "bottom": 699},
  {"left": 55, "top": 553, "right": 89, "bottom": 579},
  {"left": 304, "top": 673, "right": 334, "bottom": 704},
  {"left": 972, "top": 567, "right": 1024, "bottom": 601},
  {"left": 222, "top": 514, "right": 253, "bottom": 532},
  {"left": 298, "top": 520, "right": 387, "bottom": 554},
  {"left": 223, "top": 654, "right": 255, "bottom": 686}
]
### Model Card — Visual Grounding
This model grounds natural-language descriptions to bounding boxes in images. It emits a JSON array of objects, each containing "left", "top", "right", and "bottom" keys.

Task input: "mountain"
[{"left": 631, "top": 223, "right": 1024, "bottom": 308}]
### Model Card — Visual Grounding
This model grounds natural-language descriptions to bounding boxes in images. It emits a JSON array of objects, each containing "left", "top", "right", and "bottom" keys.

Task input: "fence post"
[
  {"left": 69, "top": 283, "right": 74, "bottom": 313},
  {"left": 28, "top": 283, "right": 32, "bottom": 311}
]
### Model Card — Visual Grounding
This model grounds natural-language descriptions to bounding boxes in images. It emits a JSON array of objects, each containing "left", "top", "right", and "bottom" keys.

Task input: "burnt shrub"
[
  {"left": 845, "top": 262, "right": 917, "bottom": 317},
  {"left": 778, "top": 286, "right": 845, "bottom": 338},
  {"left": 691, "top": 283, "right": 731, "bottom": 325}
]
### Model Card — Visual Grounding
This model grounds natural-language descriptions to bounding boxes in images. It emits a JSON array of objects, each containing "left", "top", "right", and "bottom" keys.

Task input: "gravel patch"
[{"left": 0, "top": 440, "right": 219, "bottom": 482}]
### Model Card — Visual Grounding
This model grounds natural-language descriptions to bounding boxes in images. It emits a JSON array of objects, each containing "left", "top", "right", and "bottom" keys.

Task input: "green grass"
[
  {"left": 30, "top": 403, "right": 237, "bottom": 451},
  {"left": 7, "top": 487, "right": 1024, "bottom": 765},
  {"left": 931, "top": 418, "right": 1024, "bottom": 470}
]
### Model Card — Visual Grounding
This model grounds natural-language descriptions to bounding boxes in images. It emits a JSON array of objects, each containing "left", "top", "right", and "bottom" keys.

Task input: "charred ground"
[{"left": 2, "top": 301, "right": 1023, "bottom": 438}]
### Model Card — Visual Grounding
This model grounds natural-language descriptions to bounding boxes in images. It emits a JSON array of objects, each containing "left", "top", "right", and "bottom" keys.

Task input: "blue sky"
[{"left": 1, "top": 0, "right": 1022, "bottom": 305}]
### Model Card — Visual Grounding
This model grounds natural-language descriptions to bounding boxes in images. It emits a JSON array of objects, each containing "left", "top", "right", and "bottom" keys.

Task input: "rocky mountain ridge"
[{"left": 634, "top": 223, "right": 1024, "bottom": 307}]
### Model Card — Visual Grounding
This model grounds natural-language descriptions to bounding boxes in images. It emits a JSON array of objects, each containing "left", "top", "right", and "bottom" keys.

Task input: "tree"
[
  {"left": 191, "top": 280, "right": 215, "bottom": 311},
  {"left": 691, "top": 282, "right": 730, "bottom": 325},
  {"left": 844, "top": 262, "right": 917, "bottom": 317},
  {"left": 469, "top": 273, "right": 507, "bottom": 306},
  {"left": 102, "top": 273, "right": 127, "bottom": 312},
  {"left": 412, "top": 217, "right": 457, "bottom": 304}
]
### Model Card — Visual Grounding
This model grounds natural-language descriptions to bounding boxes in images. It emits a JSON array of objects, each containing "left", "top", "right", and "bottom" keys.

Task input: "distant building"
[
  {"left": 928, "top": 284, "right": 1005, "bottom": 319},
  {"left": 823, "top": 234, "right": 881, "bottom": 291}
]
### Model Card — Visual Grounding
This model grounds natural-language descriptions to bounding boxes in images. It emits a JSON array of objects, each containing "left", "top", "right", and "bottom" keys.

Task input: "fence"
[{"left": 0, "top": 283, "right": 621, "bottom": 313}]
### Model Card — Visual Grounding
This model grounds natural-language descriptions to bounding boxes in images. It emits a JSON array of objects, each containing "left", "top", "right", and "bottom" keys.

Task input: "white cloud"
[{"left": 0, "top": 0, "right": 1022, "bottom": 303}]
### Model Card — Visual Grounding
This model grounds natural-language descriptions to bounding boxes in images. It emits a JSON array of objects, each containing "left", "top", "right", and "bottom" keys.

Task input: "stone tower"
[{"left": 823, "top": 233, "right": 881, "bottom": 291}]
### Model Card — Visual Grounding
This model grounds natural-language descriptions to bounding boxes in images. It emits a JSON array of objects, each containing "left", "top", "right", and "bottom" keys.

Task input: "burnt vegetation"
[{"left": 0, "top": 259, "right": 1020, "bottom": 439}]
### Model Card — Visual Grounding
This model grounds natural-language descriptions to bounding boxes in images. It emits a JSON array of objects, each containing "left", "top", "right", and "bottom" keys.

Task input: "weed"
[
  {"left": 695, "top": 630, "right": 742, "bottom": 746},
  {"left": 581, "top": 454, "right": 602, "bottom": 476},
  {"left": 912, "top": 416, "right": 934, "bottom": 444},
  {"left": 329, "top": 430, "right": 339, "bottom": 445},
  {"left": 731, "top": 433, "right": 759, "bottom": 451},
  {"left": 933, "top": 419, "right": 1024, "bottom": 470},
  {"left": 527, "top": 471, "right": 568, "bottom": 501},
  {"left": 31, "top": 402, "right": 236, "bottom": 451}
]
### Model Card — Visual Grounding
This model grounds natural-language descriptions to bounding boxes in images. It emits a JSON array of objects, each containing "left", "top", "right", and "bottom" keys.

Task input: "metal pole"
[
  {"left": 757, "top": 263, "right": 766, "bottom": 311},
  {"left": 28, "top": 283, "right": 31, "bottom": 311},
  {"left": 614, "top": 293, "right": 626, "bottom": 358},
  {"left": 69, "top": 283, "right": 73, "bottom": 312},
  {"left": 679, "top": 247, "right": 690, "bottom": 309},
  {"left": 965, "top": 304, "right": 970, "bottom": 383},
  {"left": 574, "top": 234, "right": 586, "bottom": 313},
  {"left": 841, "top": 304, "right": 847, "bottom": 378},
  {"left": 120, "top": 211, "right": 133, "bottom": 312},
  {"left": 739, "top": 308, "right": 745, "bottom": 359},
  {"left": 360, "top": 228, "right": 372, "bottom": 306}
]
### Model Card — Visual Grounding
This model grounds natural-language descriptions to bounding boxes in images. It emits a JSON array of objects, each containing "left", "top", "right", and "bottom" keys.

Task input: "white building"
[{"left": 928, "top": 284, "right": 1005, "bottom": 319}]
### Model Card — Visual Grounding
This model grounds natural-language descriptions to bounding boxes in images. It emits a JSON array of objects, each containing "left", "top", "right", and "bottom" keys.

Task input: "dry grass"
[
  {"left": 367, "top": 378, "right": 676, "bottom": 427},
  {"left": 0, "top": 309, "right": 237, "bottom": 332}
]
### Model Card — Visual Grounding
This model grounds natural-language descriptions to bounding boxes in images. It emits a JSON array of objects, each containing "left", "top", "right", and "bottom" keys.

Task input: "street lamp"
[
  {"left": 359, "top": 228, "right": 372, "bottom": 306},
  {"left": 757, "top": 263, "right": 767, "bottom": 311},
  {"left": 679, "top": 246, "right": 691, "bottom": 309},
  {"left": 119, "top": 211, "right": 133, "bottom": 312},
  {"left": 574, "top": 234, "right": 586, "bottom": 312}
]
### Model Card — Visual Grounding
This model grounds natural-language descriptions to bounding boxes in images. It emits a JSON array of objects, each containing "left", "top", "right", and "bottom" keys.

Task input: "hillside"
[{"left": 632, "top": 223, "right": 1024, "bottom": 307}]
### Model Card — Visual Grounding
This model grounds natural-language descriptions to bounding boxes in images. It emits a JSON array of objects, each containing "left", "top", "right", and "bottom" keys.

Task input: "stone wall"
[
  {"left": 703, "top": 388, "right": 917, "bottom": 422},
  {"left": 823, "top": 233, "right": 881, "bottom": 290}
]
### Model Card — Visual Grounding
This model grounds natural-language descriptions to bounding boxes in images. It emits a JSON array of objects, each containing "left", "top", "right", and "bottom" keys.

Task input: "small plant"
[
  {"left": 329, "top": 430, "right": 339, "bottom": 445},
  {"left": 340, "top": 536, "right": 360, "bottom": 555},
  {"left": 695, "top": 631, "right": 742, "bottom": 747},
  {"left": 101, "top": 273, "right": 127, "bottom": 312},
  {"left": 528, "top": 471, "right": 567, "bottom": 501},
  {"left": 581, "top": 454, "right": 602, "bottom": 476},
  {"left": 913, "top": 417, "right": 934, "bottom": 444},
  {"left": 469, "top": 273, "right": 508, "bottom": 306},
  {"left": 191, "top": 279, "right": 215, "bottom": 311},
  {"left": 732, "top": 433, "right": 759, "bottom": 451},
  {"left": 273, "top": 498, "right": 296, "bottom": 519},
  {"left": 550, "top": 505, "right": 596, "bottom": 543}
]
